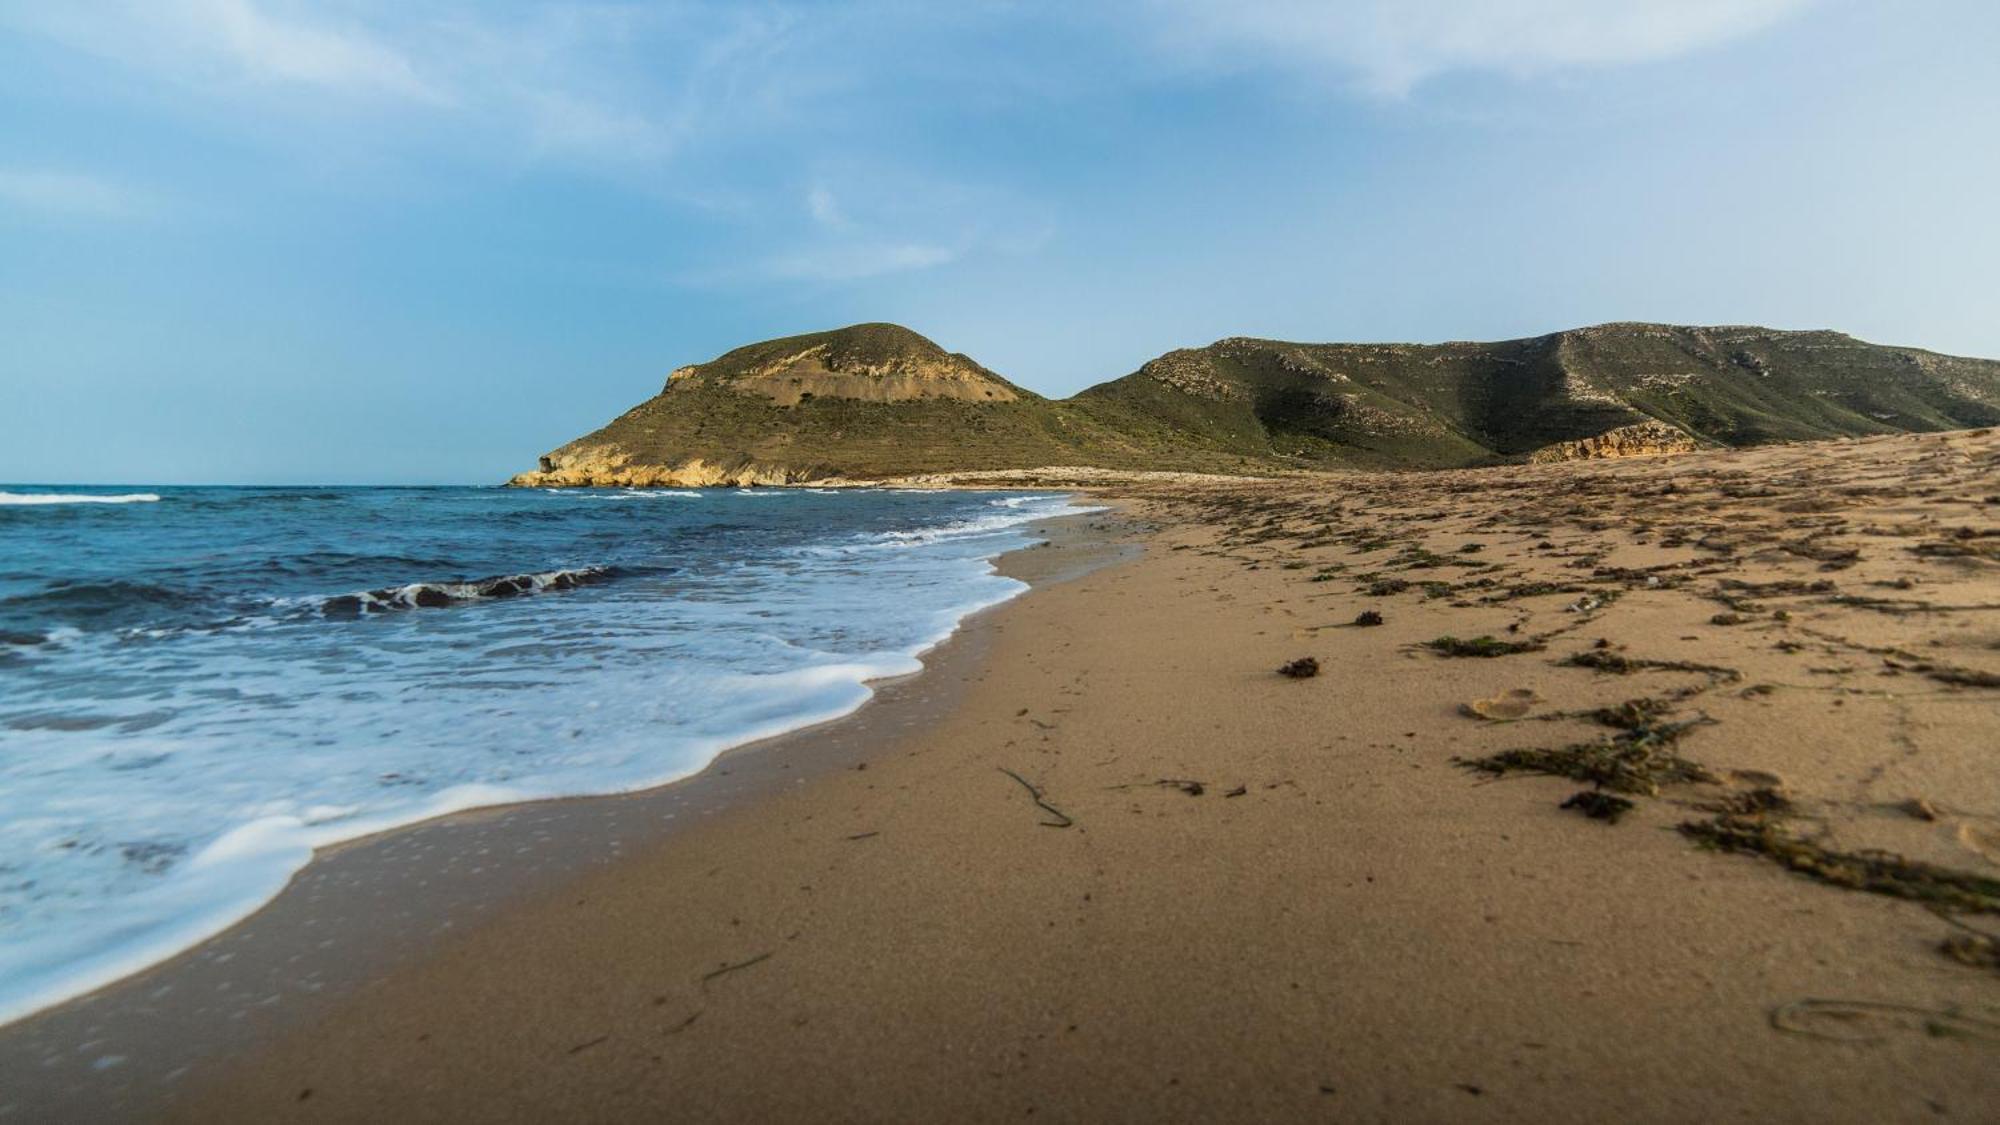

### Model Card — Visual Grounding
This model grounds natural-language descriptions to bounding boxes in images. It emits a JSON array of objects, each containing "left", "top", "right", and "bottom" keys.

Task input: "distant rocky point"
[{"left": 508, "top": 322, "right": 2000, "bottom": 486}]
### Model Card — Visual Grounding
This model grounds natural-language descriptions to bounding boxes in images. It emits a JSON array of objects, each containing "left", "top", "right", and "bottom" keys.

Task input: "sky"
[{"left": 2, "top": 0, "right": 1997, "bottom": 484}]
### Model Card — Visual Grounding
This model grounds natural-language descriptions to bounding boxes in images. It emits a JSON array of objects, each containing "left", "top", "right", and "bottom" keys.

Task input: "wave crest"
[
  {"left": 320, "top": 566, "right": 616, "bottom": 617},
  {"left": 0, "top": 492, "right": 161, "bottom": 506}
]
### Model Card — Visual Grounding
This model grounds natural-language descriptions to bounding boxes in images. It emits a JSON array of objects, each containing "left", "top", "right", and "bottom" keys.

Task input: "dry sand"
[{"left": 41, "top": 430, "right": 2000, "bottom": 1120}]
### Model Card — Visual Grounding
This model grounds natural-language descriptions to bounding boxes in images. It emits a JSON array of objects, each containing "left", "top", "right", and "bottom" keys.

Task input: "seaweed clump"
[
  {"left": 1560, "top": 790, "right": 1635, "bottom": 823},
  {"left": 1466, "top": 718, "right": 1715, "bottom": 795},
  {"left": 1424, "top": 635, "right": 1545, "bottom": 658},
  {"left": 1590, "top": 697, "right": 1672, "bottom": 729},
  {"left": 1278, "top": 656, "right": 1321, "bottom": 679},
  {"left": 1562, "top": 650, "right": 1739, "bottom": 679},
  {"left": 1942, "top": 932, "right": 2000, "bottom": 973},
  {"left": 1680, "top": 817, "right": 2000, "bottom": 914}
]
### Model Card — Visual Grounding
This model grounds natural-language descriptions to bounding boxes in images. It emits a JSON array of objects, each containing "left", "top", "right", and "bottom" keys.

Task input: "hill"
[{"left": 508, "top": 322, "right": 2000, "bottom": 485}]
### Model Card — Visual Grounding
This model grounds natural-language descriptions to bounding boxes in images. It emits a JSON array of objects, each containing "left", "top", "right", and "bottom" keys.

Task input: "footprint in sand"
[
  {"left": 1771, "top": 1000, "right": 2000, "bottom": 1045},
  {"left": 1956, "top": 823, "right": 2000, "bottom": 867},
  {"left": 1461, "top": 689, "right": 1540, "bottom": 721}
]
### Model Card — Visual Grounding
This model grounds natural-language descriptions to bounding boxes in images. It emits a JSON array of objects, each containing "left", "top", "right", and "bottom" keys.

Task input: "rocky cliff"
[{"left": 1527, "top": 421, "right": 1704, "bottom": 463}]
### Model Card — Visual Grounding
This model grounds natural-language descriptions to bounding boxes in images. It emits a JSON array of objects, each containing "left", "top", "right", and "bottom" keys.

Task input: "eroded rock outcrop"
[
  {"left": 506, "top": 446, "right": 826, "bottom": 488},
  {"left": 1529, "top": 421, "right": 1702, "bottom": 463}
]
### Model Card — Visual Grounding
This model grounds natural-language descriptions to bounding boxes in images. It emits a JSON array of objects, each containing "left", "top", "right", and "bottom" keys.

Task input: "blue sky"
[{"left": 2, "top": 1, "right": 1996, "bottom": 484}]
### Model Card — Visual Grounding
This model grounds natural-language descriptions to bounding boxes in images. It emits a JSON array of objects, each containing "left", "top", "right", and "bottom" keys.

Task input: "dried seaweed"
[
  {"left": 1681, "top": 817, "right": 2000, "bottom": 914},
  {"left": 1562, "top": 649, "right": 1742, "bottom": 683},
  {"left": 1278, "top": 656, "right": 1321, "bottom": 679},
  {"left": 1465, "top": 718, "right": 1716, "bottom": 795},
  {"left": 1560, "top": 790, "right": 1635, "bottom": 823},
  {"left": 1424, "top": 635, "right": 1545, "bottom": 658}
]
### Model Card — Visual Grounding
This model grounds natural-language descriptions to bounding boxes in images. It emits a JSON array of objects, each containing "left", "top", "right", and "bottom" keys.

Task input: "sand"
[{"left": 16, "top": 429, "right": 2000, "bottom": 1121}]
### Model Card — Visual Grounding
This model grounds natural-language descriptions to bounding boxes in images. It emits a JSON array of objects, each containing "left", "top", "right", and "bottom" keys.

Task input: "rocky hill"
[{"left": 508, "top": 322, "right": 2000, "bottom": 485}]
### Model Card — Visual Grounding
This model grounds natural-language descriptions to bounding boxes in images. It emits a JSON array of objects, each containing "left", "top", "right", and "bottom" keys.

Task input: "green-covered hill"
[{"left": 509, "top": 322, "right": 2000, "bottom": 485}]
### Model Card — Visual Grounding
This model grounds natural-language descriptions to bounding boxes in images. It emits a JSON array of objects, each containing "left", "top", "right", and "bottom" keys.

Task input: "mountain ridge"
[{"left": 507, "top": 322, "right": 2000, "bottom": 486}]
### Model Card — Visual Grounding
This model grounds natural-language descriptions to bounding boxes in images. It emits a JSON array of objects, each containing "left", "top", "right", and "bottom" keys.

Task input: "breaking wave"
[
  {"left": 319, "top": 566, "right": 618, "bottom": 616},
  {"left": 0, "top": 492, "right": 161, "bottom": 506}
]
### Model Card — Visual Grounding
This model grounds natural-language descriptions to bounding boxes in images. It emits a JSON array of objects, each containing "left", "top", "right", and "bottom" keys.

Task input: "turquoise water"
[{"left": 0, "top": 485, "right": 1085, "bottom": 1024}]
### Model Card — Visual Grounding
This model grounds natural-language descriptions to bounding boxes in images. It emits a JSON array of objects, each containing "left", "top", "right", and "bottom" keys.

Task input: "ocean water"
[{"left": 0, "top": 485, "right": 1087, "bottom": 1024}]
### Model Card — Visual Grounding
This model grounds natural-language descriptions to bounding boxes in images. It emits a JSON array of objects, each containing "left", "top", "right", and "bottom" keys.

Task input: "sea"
[{"left": 0, "top": 484, "right": 1089, "bottom": 1025}]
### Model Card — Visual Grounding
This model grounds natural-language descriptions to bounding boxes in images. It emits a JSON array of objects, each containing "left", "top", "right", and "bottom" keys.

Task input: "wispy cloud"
[
  {"left": 806, "top": 184, "right": 852, "bottom": 231},
  {"left": 6, "top": 0, "right": 442, "bottom": 101},
  {"left": 1134, "top": 0, "right": 1818, "bottom": 95},
  {"left": 521, "top": 89, "right": 680, "bottom": 165},
  {"left": 0, "top": 169, "right": 146, "bottom": 218},
  {"left": 0, "top": 1, "right": 808, "bottom": 169}
]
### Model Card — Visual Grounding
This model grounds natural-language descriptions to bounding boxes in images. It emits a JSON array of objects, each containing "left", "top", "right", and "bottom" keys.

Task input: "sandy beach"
[{"left": 9, "top": 429, "right": 2000, "bottom": 1122}]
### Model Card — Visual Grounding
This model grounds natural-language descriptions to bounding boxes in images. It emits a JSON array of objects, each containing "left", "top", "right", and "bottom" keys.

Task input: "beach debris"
[
  {"left": 1424, "top": 635, "right": 1544, "bottom": 658},
  {"left": 1769, "top": 999, "right": 2000, "bottom": 1045},
  {"left": 701, "top": 951, "right": 774, "bottom": 989},
  {"left": 1560, "top": 790, "right": 1635, "bottom": 823},
  {"left": 1353, "top": 610, "right": 1384, "bottom": 627},
  {"left": 1161, "top": 778, "right": 1206, "bottom": 796},
  {"left": 1562, "top": 649, "right": 1743, "bottom": 685},
  {"left": 999, "top": 767, "right": 1074, "bottom": 828},
  {"left": 1900, "top": 797, "right": 1941, "bottom": 822},
  {"left": 567, "top": 1035, "right": 610, "bottom": 1056},
  {"left": 1590, "top": 697, "right": 1671, "bottom": 729},
  {"left": 1278, "top": 656, "right": 1321, "bottom": 678},
  {"left": 1709, "top": 612, "right": 1745, "bottom": 626},
  {"left": 1942, "top": 932, "right": 2000, "bottom": 973},
  {"left": 1921, "top": 663, "right": 2000, "bottom": 689},
  {"left": 844, "top": 830, "right": 880, "bottom": 841},
  {"left": 1681, "top": 817, "right": 2000, "bottom": 914},
  {"left": 1467, "top": 717, "right": 1716, "bottom": 795},
  {"left": 1223, "top": 785, "right": 1248, "bottom": 798},
  {"left": 1364, "top": 578, "right": 1411, "bottom": 596},
  {"left": 1706, "top": 786, "right": 1793, "bottom": 817},
  {"left": 1461, "top": 688, "right": 1540, "bottom": 721},
  {"left": 1727, "top": 768, "right": 1786, "bottom": 789}
]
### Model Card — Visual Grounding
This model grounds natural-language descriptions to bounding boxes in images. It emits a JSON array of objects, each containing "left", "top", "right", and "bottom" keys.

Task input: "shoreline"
[
  {"left": 11, "top": 431, "right": 2000, "bottom": 1122},
  {"left": 0, "top": 506, "right": 1140, "bottom": 1120}
]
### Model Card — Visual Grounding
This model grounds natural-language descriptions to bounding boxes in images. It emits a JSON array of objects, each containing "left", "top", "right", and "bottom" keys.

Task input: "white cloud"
[
  {"left": 1138, "top": 0, "right": 1817, "bottom": 95},
  {"left": 0, "top": 169, "right": 145, "bottom": 218}
]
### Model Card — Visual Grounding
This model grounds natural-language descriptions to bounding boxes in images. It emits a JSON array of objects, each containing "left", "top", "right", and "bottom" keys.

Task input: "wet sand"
[
  {"left": 0, "top": 516, "right": 1139, "bottom": 1120},
  {"left": 13, "top": 430, "right": 2000, "bottom": 1121}
]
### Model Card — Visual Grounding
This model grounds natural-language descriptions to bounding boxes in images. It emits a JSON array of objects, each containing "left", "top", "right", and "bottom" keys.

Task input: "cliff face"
[
  {"left": 510, "top": 322, "right": 2000, "bottom": 485},
  {"left": 506, "top": 447, "right": 825, "bottom": 488},
  {"left": 1528, "top": 421, "right": 1703, "bottom": 463}
]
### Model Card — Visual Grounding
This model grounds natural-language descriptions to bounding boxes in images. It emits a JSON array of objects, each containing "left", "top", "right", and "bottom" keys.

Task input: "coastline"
[
  {"left": 11, "top": 431, "right": 2000, "bottom": 1121},
  {"left": 0, "top": 507, "right": 1140, "bottom": 1121}
]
